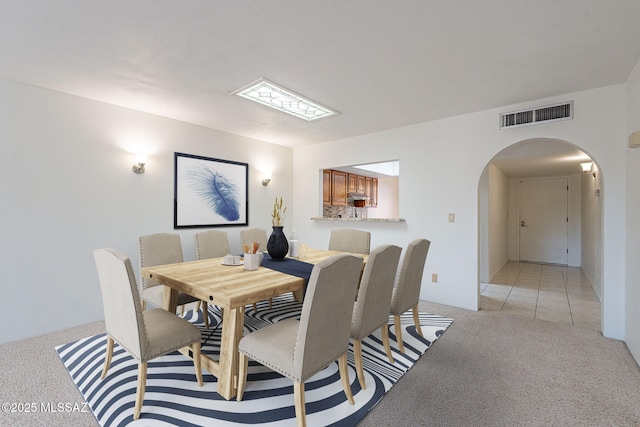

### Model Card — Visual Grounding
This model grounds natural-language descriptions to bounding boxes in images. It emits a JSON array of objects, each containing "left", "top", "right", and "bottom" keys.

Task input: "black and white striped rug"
[{"left": 56, "top": 295, "right": 452, "bottom": 426}]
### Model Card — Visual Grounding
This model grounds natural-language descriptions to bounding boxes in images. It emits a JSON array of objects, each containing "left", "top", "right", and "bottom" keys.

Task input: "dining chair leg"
[
  {"left": 252, "top": 303, "right": 257, "bottom": 312},
  {"left": 237, "top": 353, "right": 248, "bottom": 401},
  {"left": 412, "top": 305, "right": 423, "bottom": 337},
  {"left": 203, "top": 302, "right": 209, "bottom": 329},
  {"left": 100, "top": 336, "right": 114, "bottom": 379},
  {"left": 338, "top": 354, "right": 355, "bottom": 405},
  {"left": 394, "top": 315, "right": 405, "bottom": 353},
  {"left": 293, "top": 381, "right": 307, "bottom": 427},
  {"left": 134, "top": 361, "right": 147, "bottom": 420},
  {"left": 268, "top": 298, "right": 272, "bottom": 309},
  {"left": 353, "top": 340, "right": 366, "bottom": 389},
  {"left": 192, "top": 341, "right": 203, "bottom": 386},
  {"left": 380, "top": 325, "right": 395, "bottom": 364},
  {"left": 141, "top": 300, "right": 146, "bottom": 311}
]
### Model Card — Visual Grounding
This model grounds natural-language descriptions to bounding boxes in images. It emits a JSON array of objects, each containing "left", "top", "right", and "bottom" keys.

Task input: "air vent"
[{"left": 501, "top": 101, "right": 573, "bottom": 129}]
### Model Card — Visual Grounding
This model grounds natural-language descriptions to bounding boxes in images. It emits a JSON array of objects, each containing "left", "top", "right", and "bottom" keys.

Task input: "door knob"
[{"left": 521, "top": 220, "right": 527, "bottom": 227}]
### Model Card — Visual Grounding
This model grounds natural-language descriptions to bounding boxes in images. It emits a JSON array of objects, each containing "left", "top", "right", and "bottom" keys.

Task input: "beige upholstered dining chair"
[
  {"left": 195, "top": 230, "right": 231, "bottom": 259},
  {"left": 239, "top": 227, "right": 268, "bottom": 251},
  {"left": 328, "top": 229, "right": 371, "bottom": 254},
  {"left": 194, "top": 230, "right": 230, "bottom": 317},
  {"left": 390, "top": 238, "right": 431, "bottom": 353},
  {"left": 93, "top": 248, "right": 203, "bottom": 421},
  {"left": 237, "top": 254, "right": 364, "bottom": 427},
  {"left": 139, "top": 233, "right": 209, "bottom": 328},
  {"left": 350, "top": 244, "right": 402, "bottom": 389},
  {"left": 239, "top": 227, "right": 271, "bottom": 310}
]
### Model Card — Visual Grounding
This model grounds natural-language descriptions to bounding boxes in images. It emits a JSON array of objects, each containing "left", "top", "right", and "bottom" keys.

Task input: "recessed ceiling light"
[{"left": 230, "top": 78, "right": 338, "bottom": 121}]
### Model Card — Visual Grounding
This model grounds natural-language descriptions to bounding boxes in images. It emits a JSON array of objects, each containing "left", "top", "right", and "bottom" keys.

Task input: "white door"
[{"left": 519, "top": 178, "right": 568, "bottom": 264}]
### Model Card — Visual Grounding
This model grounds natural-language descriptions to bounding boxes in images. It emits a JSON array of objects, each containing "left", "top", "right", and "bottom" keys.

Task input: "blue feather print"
[{"left": 187, "top": 166, "right": 241, "bottom": 221}]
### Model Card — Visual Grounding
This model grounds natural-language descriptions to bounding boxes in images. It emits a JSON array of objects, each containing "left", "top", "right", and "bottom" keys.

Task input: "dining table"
[{"left": 141, "top": 248, "right": 367, "bottom": 400}]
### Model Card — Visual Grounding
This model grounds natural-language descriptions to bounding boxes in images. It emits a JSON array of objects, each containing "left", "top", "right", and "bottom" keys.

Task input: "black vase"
[{"left": 267, "top": 226, "right": 289, "bottom": 260}]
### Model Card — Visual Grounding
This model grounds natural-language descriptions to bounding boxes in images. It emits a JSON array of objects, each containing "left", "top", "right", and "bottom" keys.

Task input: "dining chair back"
[
  {"left": 195, "top": 230, "right": 231, "bottom": 259},
  {"left": 236, "top": 254, "right": 363, "bottom": 427},
  {"left": 239, "top": 228, "right": 268, "bottom": 252},
  {"left": 390, "top": 238, "right": 431, "bottom": 353},
  {"left": 350, "top": 244, "right": 402, "bottom": 388},
  {"left": 93, "top": 248, "right": 203, "bottom": 420},
  {"left": 139, "top": 233, "right": 207, "bottom": 326},
  {"left": 194, "top": 230, "right": 230, "bottom": 322},
  {"left": 328, "top": 229, "right": 371, "bottom": 254},
  {"left": 139, "top": 233, "right": 188, "bottom": 307}
]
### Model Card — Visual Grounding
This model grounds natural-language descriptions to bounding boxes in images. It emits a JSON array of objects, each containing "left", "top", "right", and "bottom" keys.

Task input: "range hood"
[
  {"left": 348, "top": 192, "right": 368, "bottom": 199},
  {"left": 348, "top": 192, "right": 369, "bottom": 207}
]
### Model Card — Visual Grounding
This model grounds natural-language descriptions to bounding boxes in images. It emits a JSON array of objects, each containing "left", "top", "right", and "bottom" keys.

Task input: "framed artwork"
[{"left": 174, "top": 152, "right": 248, "bottom": 228}]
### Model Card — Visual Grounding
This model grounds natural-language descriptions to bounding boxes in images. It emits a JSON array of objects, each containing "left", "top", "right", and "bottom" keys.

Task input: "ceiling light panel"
[{"left": 231, "top": 78, "right": 338, "bottom": 121}]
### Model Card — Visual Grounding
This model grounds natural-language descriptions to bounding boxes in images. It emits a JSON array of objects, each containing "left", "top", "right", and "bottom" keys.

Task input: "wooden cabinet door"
[
  {"left": 331, "top": 171, "right": 348, "bottom": 206},
  {"left": 365, "top": 177, "right": 372, "bottom": 205},
  {"left": 348, "top": 174, "right": 358, "bottom": 193},
  {"left": 370, "top": 178, "right": 378, "bottom": 206},
  {"left": 322, "top": 170, "right": 331, "bottom": 206},
  {"left": 357, "top": 175, "right": 366, "bottom": 194}
]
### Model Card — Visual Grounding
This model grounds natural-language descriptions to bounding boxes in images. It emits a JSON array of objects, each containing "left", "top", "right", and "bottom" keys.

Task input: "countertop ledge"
[{"left": 311, "top": 217, "right": 406, "bottom": 222}]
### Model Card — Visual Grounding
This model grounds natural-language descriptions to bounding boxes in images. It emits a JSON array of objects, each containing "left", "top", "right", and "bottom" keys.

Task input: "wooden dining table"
[{"left": 141, "top": 248, "right": 366, "bottom": 400}]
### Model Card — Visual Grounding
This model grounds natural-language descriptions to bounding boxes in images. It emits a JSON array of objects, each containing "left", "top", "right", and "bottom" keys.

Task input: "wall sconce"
[
  {"left": 262, "top": 172, "right": 272, "bottom": 186},
  {"left": 580, "top": 162, "right": 596, "bottom": 178},
  {"left": 132, "top": 153, "right": 147, "bottom": 174}
]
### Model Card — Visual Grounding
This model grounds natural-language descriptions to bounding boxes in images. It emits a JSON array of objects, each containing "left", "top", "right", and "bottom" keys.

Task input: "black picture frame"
[{"left": 174, "top": 152, "right": 249, "bottom": 228}]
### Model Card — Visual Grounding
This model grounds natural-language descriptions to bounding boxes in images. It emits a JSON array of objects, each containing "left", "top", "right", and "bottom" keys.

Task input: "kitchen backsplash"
[{"left": 323, "top": 205, "right": 368, "bottom": 219}]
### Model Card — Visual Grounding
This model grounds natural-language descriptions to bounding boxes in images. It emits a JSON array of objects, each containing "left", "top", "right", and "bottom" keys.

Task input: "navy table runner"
[{"left": 260, "top": 254, "right": 314, "bottom": 290}]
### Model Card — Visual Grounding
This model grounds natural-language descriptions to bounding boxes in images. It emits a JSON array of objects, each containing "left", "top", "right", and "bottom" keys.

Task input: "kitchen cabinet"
[
  {"left": 323, "top": 170, "right": 332, "bottom": 206},
  {"left": 364, "top": 177, "right": 378, "bottom": 206},
  {"left": 356, "top": 175, "right": 366, "bottom": 194},
  {"left": 348, "top": 174, "right": 358, "bottom": 193},
  {"left": 368, "top": 178, "right": 378, "bottom": 207},
  {"left": 331, "top": 170, "right": 348, "bottom": 206},
  {"left": 322, "top": 169, "right": 377, "bottom": 207}
]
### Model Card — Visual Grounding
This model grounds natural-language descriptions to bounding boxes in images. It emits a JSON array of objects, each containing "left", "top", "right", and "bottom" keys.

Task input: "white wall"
[
  {"left": 581, "top": 164, "right": 603, "bottom": 299},
  {"left": 478, "top": 163, "right": 509, "bottom": 283},
  {"left": 0, "top": 78, "right": 293, "bottom": 344},
  {"left": 292, "top": 84, "right": 627, "bottom": 340},
  {"left": 569, "top": 174, "right": 582, "bottom": 267},
  {"left": 487, "top": 164, "right": 509, "bottom": 279},
  {"left": 478, "top": 169, "right": 489, "bottom": 283},
  {"left": 478, "top": 162, "right": 510, "bottom": 284},
  {"left": 371, "top": 175, "right": 399, "bottom": 218},
  {"left": 625, "top": 59, "right": 640, "bottom": 362}
]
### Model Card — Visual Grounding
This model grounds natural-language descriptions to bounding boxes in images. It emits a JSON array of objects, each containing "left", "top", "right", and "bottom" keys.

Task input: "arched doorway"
[{"left": 478, "top": 138, "right": 603, "bottom": 331}]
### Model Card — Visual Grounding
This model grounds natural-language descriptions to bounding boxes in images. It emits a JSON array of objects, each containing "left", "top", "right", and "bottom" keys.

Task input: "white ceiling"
[
  {"left": 491, "top": 138, "right": 592, "bottom": 178},
  {"left": 2, "top": 1, "right": 639, "bottom": 174}
]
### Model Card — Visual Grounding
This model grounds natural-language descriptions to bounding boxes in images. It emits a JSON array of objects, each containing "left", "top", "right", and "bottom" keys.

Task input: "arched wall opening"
[{"left": 478, "top": 137, "right": 603, "bottom": 330}]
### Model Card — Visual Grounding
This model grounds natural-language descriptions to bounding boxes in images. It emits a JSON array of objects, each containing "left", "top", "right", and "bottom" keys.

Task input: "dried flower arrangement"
[{"left": 271, "top": 197, "right": 287, "bottom": 226}]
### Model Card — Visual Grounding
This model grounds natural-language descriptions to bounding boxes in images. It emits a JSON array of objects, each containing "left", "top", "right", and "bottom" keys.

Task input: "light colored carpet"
[
  {"left": 1, "top": 301, "right": 639, "bottom": 426},
  {"left": 360, "top": 302, "right": 640, "bottom": 426}
]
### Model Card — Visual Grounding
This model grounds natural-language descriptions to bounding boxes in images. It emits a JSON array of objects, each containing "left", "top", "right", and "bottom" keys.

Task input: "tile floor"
[{"left": 480, "top": 261, "right": 601, "bottom": 331}]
